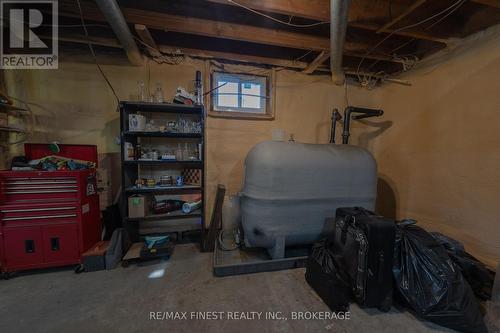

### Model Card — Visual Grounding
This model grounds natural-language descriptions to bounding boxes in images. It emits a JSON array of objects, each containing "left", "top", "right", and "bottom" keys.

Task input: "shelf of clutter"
[{"left": 119, "top": 101, "right": 205, "bottom": 240}]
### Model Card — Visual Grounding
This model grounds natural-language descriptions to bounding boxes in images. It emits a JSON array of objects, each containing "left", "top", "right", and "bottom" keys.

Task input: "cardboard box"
[{"left": 128, "top": 195, "right": 147, "bottom": 218}]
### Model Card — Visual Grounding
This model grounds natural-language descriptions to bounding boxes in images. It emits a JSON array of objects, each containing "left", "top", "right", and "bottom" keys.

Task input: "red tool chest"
[{"left": 0, "top": 144, "right": 101, "bottom": 275}]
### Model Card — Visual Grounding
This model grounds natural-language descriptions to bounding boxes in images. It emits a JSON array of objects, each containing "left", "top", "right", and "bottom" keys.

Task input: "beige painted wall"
[
  {"left": 2, "top": 59, "right": 376, "bottom": 223},
  {"left": 3, "top": 32, "right": 499, "bottom": 267},
  {"left": 370, "top": 30, "right": 500, "bottom": 268}
]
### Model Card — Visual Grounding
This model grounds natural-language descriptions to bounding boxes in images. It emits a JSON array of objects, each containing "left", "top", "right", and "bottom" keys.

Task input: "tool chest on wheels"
[{"left": 0, "top": 144, "right": 101, "bottom": 278}]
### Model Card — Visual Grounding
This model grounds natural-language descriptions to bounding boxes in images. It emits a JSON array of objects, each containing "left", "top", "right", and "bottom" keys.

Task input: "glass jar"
[{"left": 154, "top": 83, "right": 164, "bottom": 103}]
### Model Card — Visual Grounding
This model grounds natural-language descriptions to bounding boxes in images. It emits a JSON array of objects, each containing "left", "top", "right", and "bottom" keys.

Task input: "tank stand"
[{"left": 267, "top": 236, "right": 286, "bottom": 259}]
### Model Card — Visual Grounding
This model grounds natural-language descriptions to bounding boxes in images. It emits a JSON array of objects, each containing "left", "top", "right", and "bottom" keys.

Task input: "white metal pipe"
[
  {"left": 95, "top": 0, "right": 142, "bottom": 66},
  {"left": 330, "top": 0, "right": 351, "bottom": 85}
]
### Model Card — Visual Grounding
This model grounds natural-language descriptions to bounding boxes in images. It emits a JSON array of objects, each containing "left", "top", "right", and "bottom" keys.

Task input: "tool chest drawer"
[
  {"left": 0, "top": 144, "right": 100, "bottom": 273},
  {"left": 0, "top": 203, "right": 78, "bottom": 226},
  {"left": 2, "top": 226, "right": 44, "bottom": 267},
  {"left": 0, "top": 174, "right": 80, "bottom": 203},
  {"left": 41, "top": 224, "right": 79, "bottom": 263},
  {"left": 1, "top": 223, "right": 79, "bottom": 268}
]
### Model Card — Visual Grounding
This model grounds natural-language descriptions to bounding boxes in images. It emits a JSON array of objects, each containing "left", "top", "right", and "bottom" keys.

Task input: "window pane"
[
  {"left": 217, "top": 81, "right": 238, "bottom": 108},
  {"left": 241, "top": 83, "right": 262, "bottom": 110}
]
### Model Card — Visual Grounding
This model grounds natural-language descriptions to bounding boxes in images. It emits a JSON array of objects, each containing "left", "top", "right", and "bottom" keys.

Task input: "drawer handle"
[
  {"left": 6, "top": 190, "right": 78, "bottom": 194},
  {"left": 51, "top": 237, "right": 60, "bottom": 251},
  {"left": 6, "top": 185, "right": 78, "bottom": 190},
  {"left": 25, "top": 240, "right": 35, "bottom": 253},
  {"left": 7, "top": 180, "right": 77, "bottom": 185},
  {"left": 1, "top": 207, "right": 76, "bottom": 213},
  {"left": 3, "top": 214, "right": 77, "bottom": 221}
]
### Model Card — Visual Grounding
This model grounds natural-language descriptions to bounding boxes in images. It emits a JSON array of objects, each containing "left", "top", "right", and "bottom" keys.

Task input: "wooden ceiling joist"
[
  {"left": 134, "top": 24, "right": 161, "bottom": 56},
  {"left": 206, "top": 0, "right": 330, "bottom": 22},
  {"left": 302, "top": 51, "right": 330, "bottom": 74},
  {"left": 45, "top": 31, "right": 407, "bottom": 73},
  {"left": 376, "top": 0, "right": 427, "bottom": 33},
  {"left": 59, "top": 2, "right": 329, "bottom": 51},
  {"left": 350, "top": 22, "right": 451, "bottom": 44},
  {"left": 471, "top": 0, "right": 500, "bottom": 9},
  {"left": 42, "top": 33, "right": 318, "bottom": 70},
  {"left": 205, "top": 0, "right": 449, "bottom": 44},
  {"left": 59, "top": 2, "right": 407, "bottom": 65},
  {"left": 43, "top": 34, "right": 121, "bottom": 48}
]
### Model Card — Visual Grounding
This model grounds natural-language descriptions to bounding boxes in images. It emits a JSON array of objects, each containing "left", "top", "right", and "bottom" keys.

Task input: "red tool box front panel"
[
  {"left": 42, "top": 223, "right": 80, "bottom": 264},
  {"left": 0, "top": 144, "right": 101, "bottom": 273},
  {"left": 3, "top": 226, "right": 44, "bottom": 268}
]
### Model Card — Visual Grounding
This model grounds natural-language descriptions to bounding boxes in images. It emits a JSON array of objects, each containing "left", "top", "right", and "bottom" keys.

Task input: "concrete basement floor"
[{"left": 0, "top": 244, "right": 453, "bottom": 333}]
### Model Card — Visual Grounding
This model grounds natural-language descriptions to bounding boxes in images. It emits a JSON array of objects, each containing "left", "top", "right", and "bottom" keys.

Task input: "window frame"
[{"left": 207, "top": 68, "right": 276, "bottom": 120}]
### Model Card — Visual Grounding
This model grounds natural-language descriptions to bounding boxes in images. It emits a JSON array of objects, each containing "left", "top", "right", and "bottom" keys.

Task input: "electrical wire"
[
  {"left": 292, "top": 50, "right": 313, "bottom": 63},
  {"left": 75, "top": 0, "right": 120, "bottom": 104},
  {"left": 226, "top": 0, "right": 329, "bottom": 28},
  {"left": 217, "top": 230, "right": 241, "bottom": 251},
  {"left": 203, "top": 82, "right": 228, "bottom": 96},
  {"left": 356, "top": 0, "right": 467, "bottom": 81},
  {"left": 133, "top": 37, "right": 184, "bottom": 65}
]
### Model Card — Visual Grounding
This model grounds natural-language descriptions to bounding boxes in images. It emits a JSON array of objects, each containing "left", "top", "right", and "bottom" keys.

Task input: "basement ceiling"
[{"left": 47, "top": 0, "right": 500, "bottom": 80}]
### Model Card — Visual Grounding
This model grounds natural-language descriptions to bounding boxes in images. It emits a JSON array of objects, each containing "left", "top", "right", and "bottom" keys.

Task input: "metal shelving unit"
[{"left": 119, "top": 101, "right": 205, "bottom": 242}]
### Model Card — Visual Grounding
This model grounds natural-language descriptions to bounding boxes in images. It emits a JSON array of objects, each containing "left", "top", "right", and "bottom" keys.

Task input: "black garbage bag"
[
  {"left": 393, "top": 223, "right": 487, "bottom": 333},
  {"left": 431, "top": 232, "right": 494, "bottom": 301},
  {"left": 305, "top": 240, "right": 351, "bottom": 312}
]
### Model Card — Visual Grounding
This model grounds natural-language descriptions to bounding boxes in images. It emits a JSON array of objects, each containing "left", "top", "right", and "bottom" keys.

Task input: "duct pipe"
[
  {"left": 95, "top": 0, "right": 142, "bottom": 66},
  {"left": 330, "top": 0, "right": 351, "bottom": 85}
]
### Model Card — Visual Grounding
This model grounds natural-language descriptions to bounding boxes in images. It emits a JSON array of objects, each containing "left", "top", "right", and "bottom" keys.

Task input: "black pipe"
[
  {"left": 330, "top": 109, "right": 342, "bottom": 143},
  {"left": 342, "top": 106, "right": 384, "bottom": 144}
]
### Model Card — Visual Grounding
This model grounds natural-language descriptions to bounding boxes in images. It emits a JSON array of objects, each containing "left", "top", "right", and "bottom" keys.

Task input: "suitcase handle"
[
  {"left": 340, "top": 215, "right": 356, "bottom": 244},
  {"left": 377, "top": 251, "right": 385, "bottom": 282}
]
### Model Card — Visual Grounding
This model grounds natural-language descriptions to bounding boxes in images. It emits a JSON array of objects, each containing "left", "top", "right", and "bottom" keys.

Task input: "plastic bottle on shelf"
[
  {"left": 154, "top": 83, "right": 164, "bottom": 103},
  {"left": 138, "top": 81, "right": 146, "bottom": 102},
  {"left": 175, "top": 143, "right": 183, "bottom": 161},
  {"left": 135, "top": 143, "right": 142, "bottom": 160},
  {"left": 183, "top": 143, "right": 189, "bottom": 161}
]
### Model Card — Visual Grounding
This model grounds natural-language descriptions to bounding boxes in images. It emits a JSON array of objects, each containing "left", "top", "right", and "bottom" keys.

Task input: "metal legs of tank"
[{"left": 267, "top": 235, "right": 286, "bottom": 259}]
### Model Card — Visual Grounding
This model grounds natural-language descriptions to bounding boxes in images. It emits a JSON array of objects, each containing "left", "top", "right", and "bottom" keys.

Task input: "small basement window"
[{"left": 209, "top": 71, "right": 274, "bottom": 119}]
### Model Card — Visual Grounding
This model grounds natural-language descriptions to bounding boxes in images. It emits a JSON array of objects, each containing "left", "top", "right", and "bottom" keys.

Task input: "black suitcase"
[
  {"left": 333, "top": 207, "right": 395, "bottom": 311},
  {"left": 305, "top": 240, "right": 351, "bottom": 312}
]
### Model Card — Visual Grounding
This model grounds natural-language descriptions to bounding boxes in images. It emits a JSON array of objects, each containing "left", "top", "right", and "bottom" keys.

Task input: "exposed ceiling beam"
[
  {"left": 59, "top": 2, "right": 329, "bottom": 51},
  {"left": 43, "top": 34, "right": 121, "bottom": 48},
  {"left": 376, "top": 0, "right": 427, "bottom": 33},
  {"left": 206, "top": 0, "right": 330, "bottom": 22},
  {"left": 59, "top": 2, "right": 407, "bottom": 63},
  {"left": 42, "top": 34, "right": 412, "bottom": 80},
  {"left": 95, "top": 0, "right": 142, "bottom": 66},
  {"left": 206, "top": 0, "right": 449, "bottom": 44},
  {"left": 159, "top": 45, "right": 317, "bottom": 70},
  {"left": 134, "top": 24, "right": 161, "bottom": 56},
  {"left": 303, "top": 51, "right": 330, "bottom": 74},
  {"left": 471, "top": 0, "right": 500, "bottom": 8},
  {"left": 42, "top": 33, "right": 316, "bottom": 70},
  {"left": 350, "top": 22, "right": 451, "bottom": 44}
]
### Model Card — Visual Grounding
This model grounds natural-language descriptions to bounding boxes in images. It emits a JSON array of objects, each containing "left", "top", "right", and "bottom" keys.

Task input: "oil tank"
[{"left": 240, "top": 141, "right": 377, "bottom": 259}]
